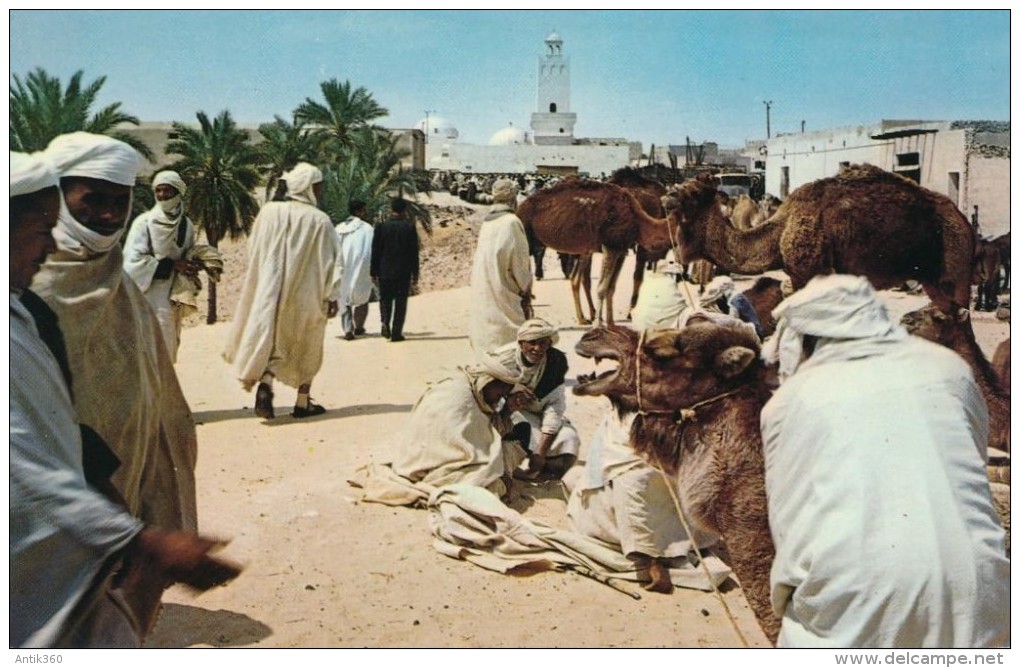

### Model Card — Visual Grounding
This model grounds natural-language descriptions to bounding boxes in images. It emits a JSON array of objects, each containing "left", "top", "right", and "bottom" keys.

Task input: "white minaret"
[{"left": 531, "top": 30, "right": 577, "bottom": 145}]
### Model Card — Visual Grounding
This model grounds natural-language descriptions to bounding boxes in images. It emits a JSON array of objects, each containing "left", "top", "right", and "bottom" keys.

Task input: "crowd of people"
[{"left": 10, "top": 139, "right": 1009, "bottom": 649}]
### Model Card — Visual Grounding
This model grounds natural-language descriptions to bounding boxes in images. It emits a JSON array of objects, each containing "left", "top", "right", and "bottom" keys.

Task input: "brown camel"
[
  {"left": 992, "top": 232, "right": 1010, "bottom": 291},
  {"left": 992, "top": 338, "right": 1010, "bottom": 395},
  {"left": 738, "top": 276, "right": 785, "bottom": 337},
  {"left": 517, "top": 178, "right": 676, "bottom": 325},
  {"left": 662, "top": 164, "right": 975, "bottom": 315},
  {"left": 973, "top": 238, "right": 1003, "bottom": 312},
  {"left": 573, "top": 324, "right": 780, "bottom": 645},
  {"left": 608, "top": 168, "right": 672, "bottom": 315},
  {"left": 729, "top": 194, "right": 780, "bottom": 231},
  {"left": 900, "top": 306, "right": 1010, "bottom": 453}
]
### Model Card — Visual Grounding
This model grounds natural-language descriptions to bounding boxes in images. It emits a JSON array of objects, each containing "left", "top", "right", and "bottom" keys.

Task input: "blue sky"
[{"left": 9, "top": 9, "right": 1011, "bottom": 150}]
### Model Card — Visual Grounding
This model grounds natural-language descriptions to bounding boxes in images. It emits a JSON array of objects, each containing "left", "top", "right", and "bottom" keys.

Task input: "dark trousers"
[{"left": 378, "top": 277, "right": 411, "bottom": 337}]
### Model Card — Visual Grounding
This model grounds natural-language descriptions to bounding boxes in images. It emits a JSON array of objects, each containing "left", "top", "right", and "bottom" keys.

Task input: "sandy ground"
[{"left": 146, "top": 194, "right": 1010, "bottom": 649}]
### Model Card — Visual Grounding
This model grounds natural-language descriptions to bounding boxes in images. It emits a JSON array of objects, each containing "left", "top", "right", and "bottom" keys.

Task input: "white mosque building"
[{"left": 418, "top": 31, "right": 636, "bottom": 176}]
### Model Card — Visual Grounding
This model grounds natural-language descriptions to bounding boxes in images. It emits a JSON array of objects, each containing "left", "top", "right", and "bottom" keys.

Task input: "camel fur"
[
  {"left": 517, "top": 177, "right": 676, "bottom": 326},
  {"left": 900, "top": 305, "right": 1010, "bottom": 453},
  {"left": 573, "top": 324, "right": 780, "bottom": 644},
  {"left": 739, "top": 276, "right": 785, "bottom": 337},
  {"left": 662, "top": 164, "right": 975, "bottom": 315}
]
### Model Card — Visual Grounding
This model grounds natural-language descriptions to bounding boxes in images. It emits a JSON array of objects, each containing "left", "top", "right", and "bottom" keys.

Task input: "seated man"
[
  {"left": 486, "top": 318, "right": 581, "bottom": 481},
  {"left": 565, "top": 409, "right": 718, "bottom": 593},
  {"left": 378, "top": 351, "right": 529, "bottom": 503}
]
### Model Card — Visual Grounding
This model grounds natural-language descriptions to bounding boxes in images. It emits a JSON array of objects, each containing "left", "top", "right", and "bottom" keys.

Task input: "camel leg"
[
  {"left": 630, "top": 247, "right": 646, "bottom": 316},
  {"left": 580, "top": 254, "right": 596, "bottom": 323},
  {"left": 596, "top": 248, "right": 627, "bottom": 327},
  {"left": 570, "top": 254, "right": 594, "bottom": 325}
]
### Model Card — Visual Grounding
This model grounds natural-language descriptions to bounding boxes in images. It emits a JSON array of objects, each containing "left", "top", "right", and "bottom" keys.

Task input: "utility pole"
[
  {"left": 763, "top": 100, "right": 773, "bottom": 139},
  {"left": 801, "top": 120, "right": 806, "bottom": 133}
]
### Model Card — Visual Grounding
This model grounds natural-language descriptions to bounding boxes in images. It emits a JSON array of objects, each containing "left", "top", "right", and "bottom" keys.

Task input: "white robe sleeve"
[
  {"left": 122, "top": 214, "right": 158, "bottom": 292},
  {"left": 507, "top": 217, "right": 533, "bottom": 297}
]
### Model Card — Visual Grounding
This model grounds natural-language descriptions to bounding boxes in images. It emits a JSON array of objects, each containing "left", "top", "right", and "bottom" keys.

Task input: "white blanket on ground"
[
  {"left": 468, "top": 207, "right": 533, "bottom": 354},
  {"left": 427, "top": 484, "right": 731, "bottom": 592},
  {"left": 762, "top": 335, "right": 1010, "bottom": 648},
  {"left": 223, "top": 201, "right": 342, "bottom": 391}
]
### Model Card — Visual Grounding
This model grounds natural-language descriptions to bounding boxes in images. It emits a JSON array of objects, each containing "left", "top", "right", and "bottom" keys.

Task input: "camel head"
[
  {"left": 660, "top": 178, "right": 724, "bottom": 263},
  {"left": 900, "top": 303, "right": 971, "bottom": 347},
  {"left": 573, "top": 322, "right": 762, "bottom": 416}
]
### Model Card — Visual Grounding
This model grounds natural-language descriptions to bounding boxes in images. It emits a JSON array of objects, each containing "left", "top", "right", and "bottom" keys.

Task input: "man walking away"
[
  {"left": 335, "top": 200, "right": 375, "bottom": 340},
  {"left": 223, "top": 162, "right": 342, "bottom": 419},
  {"left": 370, "top": 197, "right": 419, "bottom": 343}
]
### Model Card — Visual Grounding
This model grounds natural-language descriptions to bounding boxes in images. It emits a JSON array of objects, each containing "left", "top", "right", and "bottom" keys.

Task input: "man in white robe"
[
  {"left": 468, "top": 178, "right": 533, "bottom": 353},
  {"left": 566, "top": 410, "right": 719, "bottom": 593},
  {"left": 487, "top": 318, "right": 581, "bottom": 481},
  {"left": 760, "top": 274, "right": 1009, "bottom": 648},
  {"left": 352, "top": 352, "right": 527, "bottom": 506},
  {"left": 123, "top": 170, "right": 199, "bottom": 362},
  {"left": 334, "top": 199, "right": 374, "bottom": 340},
  {"left": 223, "top": 162, "right": 342, "bottom": 419},
  {"left": 11, "top": 151, "right": 239, "bottom": 647}
]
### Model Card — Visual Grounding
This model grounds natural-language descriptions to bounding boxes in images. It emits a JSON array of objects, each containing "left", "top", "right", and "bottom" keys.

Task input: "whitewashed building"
[
  {"left": 421, "top": 31, "right": 631, "bottom": 176},
  {"left": 764, "top": 120, "right": 1010, "bottom": 237}
]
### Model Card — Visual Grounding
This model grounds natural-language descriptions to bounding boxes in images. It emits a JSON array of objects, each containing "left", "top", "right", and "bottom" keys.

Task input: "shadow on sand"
[
  {"left": 193, "top": 402, "right": 413, "bottom": 426},
  {"left": 145, "top": 602, "right": 272, "bottom": 648}
]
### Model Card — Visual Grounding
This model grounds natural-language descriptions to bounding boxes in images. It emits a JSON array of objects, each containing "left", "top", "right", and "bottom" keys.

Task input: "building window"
[
  {"left": 559, "top": 128, "right": 564, "bottom": 133},
  {"left": 780, "top": 166, "right": 790, "bottom": 199},
  {"left": 895, "top": 152, "right": 921, "bottom": 183},
  {"left": 550, "top": 103, "right": 557, "bottom": 113}
]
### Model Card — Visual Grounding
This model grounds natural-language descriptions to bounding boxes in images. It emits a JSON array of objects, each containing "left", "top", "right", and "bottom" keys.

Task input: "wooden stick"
[{"left": 566, "top": 566, "right": 642, "bottom": 600}]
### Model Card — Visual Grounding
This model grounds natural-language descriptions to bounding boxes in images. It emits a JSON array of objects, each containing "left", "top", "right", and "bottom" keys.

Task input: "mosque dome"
[
  {"left": 488, "top": 123, "right": 531, "bottom": 146},
  {"left": 545, "top": 30, "right": 562, "bottom": 43},
  {"left": 416, "top": 115, "right": 459, "bottom": 141}
]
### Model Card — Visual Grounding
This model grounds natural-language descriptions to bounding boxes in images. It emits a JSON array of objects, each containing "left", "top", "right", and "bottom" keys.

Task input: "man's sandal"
[
  {"left": 254, "top": 383, "right": 275, "bottom": 419},
  {"left": 292, "top": 399, "right": 326, "bottom": 419}
]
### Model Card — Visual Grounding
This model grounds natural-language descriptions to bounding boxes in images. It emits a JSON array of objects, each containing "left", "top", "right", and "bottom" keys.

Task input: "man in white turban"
[
  {"left": 468, "top": 177, "right": 533, "bottom": 353},
  {"left": 223, "top": 162, "right": 342, "bottom": 419},
  {"left": 352, "top": 346, "right": 529, "bottom": 506},
  {"left": 123, "top": 170, "right": 200, "bottom": 362},
  {"left": 23, "top": 138, "right": 234, "bottom": 644},
  {"left": 760, "top": 274, "right": 1009, "bottom": 648},
  {"left": 484, "top": 318, "right": 580, "bottom": 481}
]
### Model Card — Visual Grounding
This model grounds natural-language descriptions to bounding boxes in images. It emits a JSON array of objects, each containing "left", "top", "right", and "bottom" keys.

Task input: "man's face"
[
  {"left": 154, "top": 184, "right": 179, "bottom": 201},
  {"left": 10, "top": 187, "right": 61, "bottom": 290},
  {"left": 519, "top": 337, "right": 552, "bottom": 365},
  {"left": 60, "top": 176, "right": 132, "bottom": 236},
  {"left": 312, "top": 181, "right": 324, "bottom": 204}
]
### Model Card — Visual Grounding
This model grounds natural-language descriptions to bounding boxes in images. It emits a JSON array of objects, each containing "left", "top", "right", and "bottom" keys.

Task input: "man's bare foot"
[{"left": 642, "top": 558, "right": 674, "bottom": 594}]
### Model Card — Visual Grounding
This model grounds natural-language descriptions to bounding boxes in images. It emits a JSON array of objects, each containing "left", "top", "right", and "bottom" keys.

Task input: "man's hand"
[
  {"left": 327, "top": 300, "right": 339, "bottom": 318},
  {"left": 173, "top": 259, "right": 201, "bottom": 277},
  {"left": 506, "top": 390, "right": 533, "bottom": 413},
  {"left": 131, "top": 527, "right": 242, "bottom": 592},
  {"left": 520, "top": 292, "right": 534, "bottom": 319},
  {"left": 526, "top": 452, "right": 547, "bottom": 476}
]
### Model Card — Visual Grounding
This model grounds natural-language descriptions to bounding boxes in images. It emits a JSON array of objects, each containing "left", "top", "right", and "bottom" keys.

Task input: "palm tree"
[
  {"left": 256, "top": 115, "right": 325, "bottom": 201},
  {"left": 293, "top": 79, "right": 388, "bottom": 157},
  {"left": 319, "top": 127, "right": 432, "bottom": 236},
  {"left": 10, "top": 67, "right": 154, "bottom": 160},
  {"left": 165, "top": 110, "right": 261, "bottom": 324}
]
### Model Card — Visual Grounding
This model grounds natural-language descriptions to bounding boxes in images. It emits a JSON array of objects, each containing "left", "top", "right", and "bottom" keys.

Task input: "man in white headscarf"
[
  {"left": 335, "top": 199, "right": 375, "bottom": 340},
  {"left": 468, "top": 178, "right": 533, "bottom": 353},
  {"left": 485, "top": 318, "right": 580, "bottom": 481},
  {"left": 123, "top": 170, "right": 199, "bottom": 362},
  {"left": 760, "top": 274, "right": 1009, "bottom": 648},
  {"left": 223, "top": 162, "right": 342, "bottom": 419},
  {"left": 26, "top": 134, "right": 218, "bottom": 641},
  {"left": 352, "top": 347, "right": 528, "bottom": 506}
]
